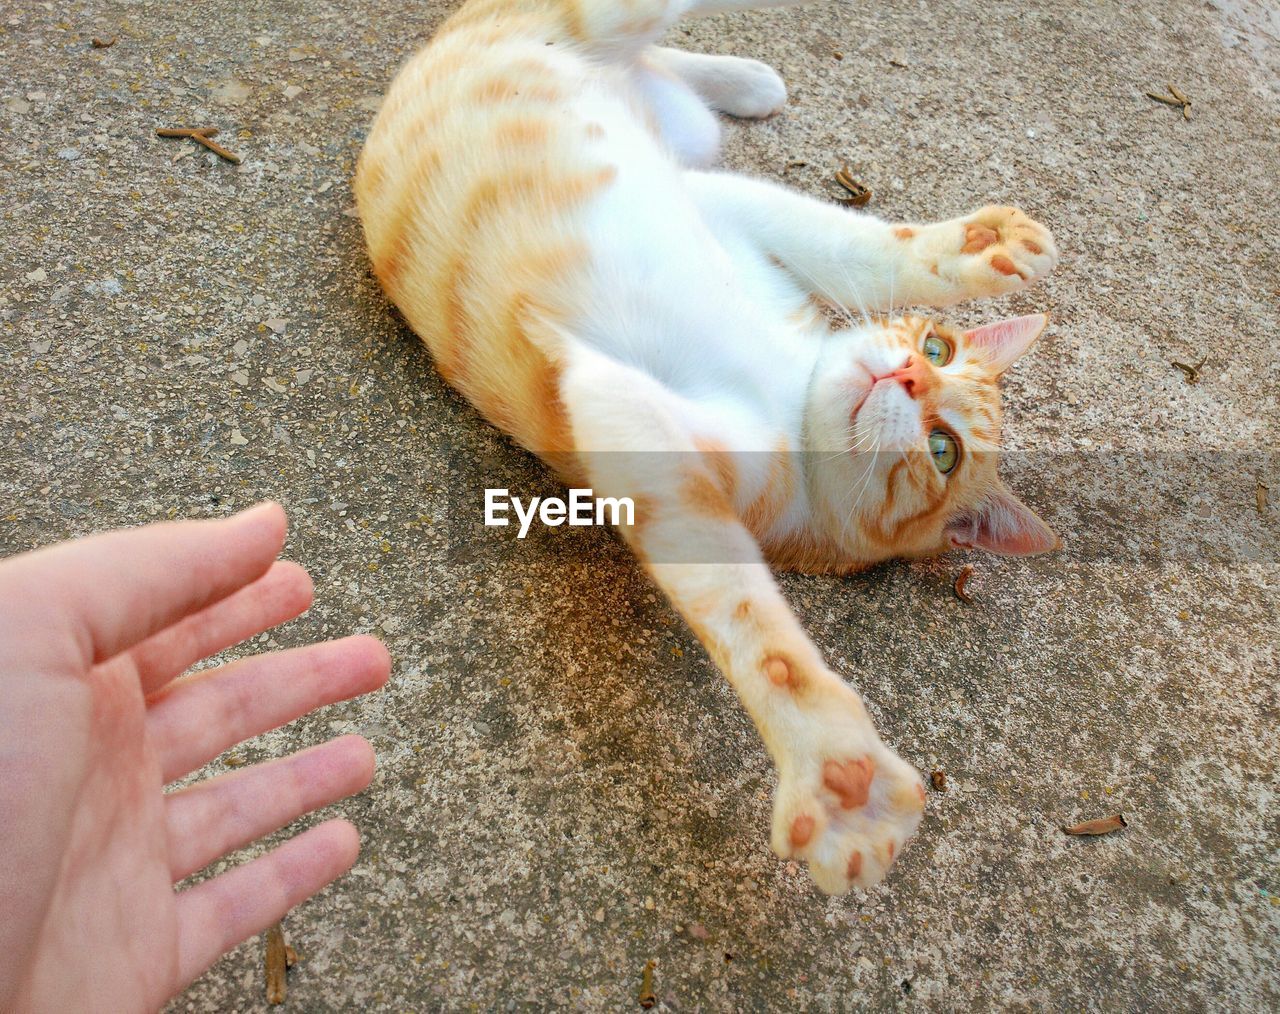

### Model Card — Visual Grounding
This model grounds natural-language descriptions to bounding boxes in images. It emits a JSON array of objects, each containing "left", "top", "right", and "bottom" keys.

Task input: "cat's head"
[{"left": 804, "top": 312, "right": 1058, "bottom": 563}]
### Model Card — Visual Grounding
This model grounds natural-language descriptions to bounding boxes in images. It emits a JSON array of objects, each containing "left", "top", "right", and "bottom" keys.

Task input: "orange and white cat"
[{"left": 355, "top": 0, "right": 1060, "bottom": 894}]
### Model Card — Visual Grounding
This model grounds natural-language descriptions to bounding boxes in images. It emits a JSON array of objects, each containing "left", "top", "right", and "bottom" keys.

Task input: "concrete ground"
[{"left": 2, "top": 0, "right": 1277, "bottom": 1009}]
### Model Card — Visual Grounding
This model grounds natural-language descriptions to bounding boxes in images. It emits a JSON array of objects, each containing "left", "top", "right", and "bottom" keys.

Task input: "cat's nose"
[{"left": 878, "top": 354, "right": 928, "bottom": 399}]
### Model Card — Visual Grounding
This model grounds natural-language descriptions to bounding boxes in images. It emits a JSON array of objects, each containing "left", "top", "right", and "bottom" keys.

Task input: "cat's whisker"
[{"left": 839, "top": 437, "right": 883, "bottom": 545}]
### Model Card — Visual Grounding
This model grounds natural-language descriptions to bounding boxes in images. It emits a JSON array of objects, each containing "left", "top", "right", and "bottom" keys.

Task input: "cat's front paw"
[
  {"left": 769, "top": 685, "right": 926, "bottom": 894},
  {"left": 935, "top": 206, "right": 1059, "bottom": 298}
]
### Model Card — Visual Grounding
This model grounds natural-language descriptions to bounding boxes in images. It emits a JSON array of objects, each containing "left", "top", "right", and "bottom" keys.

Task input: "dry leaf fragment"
[
  {"left": 834, "top": 164, "right": 871, "bottom": 207},
  {"left": 91, "top": 36, "right": 118, "bottom": 48},
  {"left": 1257, "top": 481, "right": 1268, "bottom": 514},
  {"left": 265, "top": 922, "right": 289, "bottom": 1004},
  {"left": 639, "top": 960, "right": 657, "bottom": 1009},
  {"left": 1171, "top": 356, "right": 1207, "bottom": 384},
  {"left": 930, "top": 770, "right": 947, "bottom": 792},
  {"left": 1062, "top": 813, "right": 1127, "bottom": 836},
  {"left": 953, "top": 564, "right": 975, "bottom": 604}
]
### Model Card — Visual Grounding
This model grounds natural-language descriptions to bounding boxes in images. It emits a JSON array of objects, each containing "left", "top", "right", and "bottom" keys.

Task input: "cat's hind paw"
[
  {"left": 703, "top": 57, "right": 788, "bottom": 119},
  {"left": 934, "top": 205, "right": 1059, "bottom": 299},
  {"left": 769, "top": 694, "right": 926, "bottom": 894}
]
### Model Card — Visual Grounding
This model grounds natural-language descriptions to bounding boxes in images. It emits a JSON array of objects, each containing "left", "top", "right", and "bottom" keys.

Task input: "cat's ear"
[
  {"left": 945, "top": 484, "right": 1059, "bottom": 556},
  {"left": 964, "top": 313, "right": 1048, "bottom": 374}
]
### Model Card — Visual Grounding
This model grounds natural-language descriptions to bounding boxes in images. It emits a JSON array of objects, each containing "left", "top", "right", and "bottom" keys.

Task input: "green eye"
[
  {"left": 928, "top": 429, "right": 959, "bottom": 474},
  {"left": 923, "top": 332, "right": 953, "bottom": 366}
]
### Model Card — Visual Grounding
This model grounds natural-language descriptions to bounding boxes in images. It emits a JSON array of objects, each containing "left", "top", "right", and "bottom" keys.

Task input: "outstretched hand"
[{"left": 0, "top": 503, "right": 390, "bottom": 1010}]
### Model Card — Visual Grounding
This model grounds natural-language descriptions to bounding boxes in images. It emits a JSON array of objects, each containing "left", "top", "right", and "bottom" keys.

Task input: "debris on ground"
[
  {"left": 1146, "top": 84, "right": 1192, "bottom": 120},
  {"left": 1171, "top": 356, "right": 1207, "bottom": 383},
  {"left": 931, "top": 770, "right": 947, "bottom": 792},
  {"left": 265, "top": 921, "right": 297, "bottom": 1004},
  {"left": 1062, "top": 814, "right": 1128, "bottom": 836},
  {"left": 834, "top": 164, "right": 871, "bottom": 206},
  {"left": 639, "top": 960, "right": 657, "bottom": 1009},
  {"left": 953, "top": 565, "right": 975, "bottom": 604},
  {"left": 91, "top": 36, "right": 118, "bottom": 48},
  {"left": 156, "top": 126, "right": 243, "bottom": 164}
]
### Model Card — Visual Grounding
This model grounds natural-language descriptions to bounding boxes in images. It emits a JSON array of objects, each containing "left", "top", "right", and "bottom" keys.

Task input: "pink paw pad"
[
  {"left": 822, "top": 757, "right": 875, "bottom": 809},
  {"left": 789, "top": 814, "right": 815, "bottom": 848},
  {"left": 962, "top": 223, "right": 998, "bottom": 253}
]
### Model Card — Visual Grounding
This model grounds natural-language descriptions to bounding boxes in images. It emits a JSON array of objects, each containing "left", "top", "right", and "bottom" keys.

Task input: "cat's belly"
[{"left": 353, "top": 9, "right": 805, "bottom": 471}]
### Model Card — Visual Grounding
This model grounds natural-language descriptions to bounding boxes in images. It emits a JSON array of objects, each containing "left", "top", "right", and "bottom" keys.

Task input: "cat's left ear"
[
  {"left": 945, "top": 483, "right": 1059, "bottom": 556},
  {"left": 964, "top": 313, "right": 1048, "bottom": 374}
]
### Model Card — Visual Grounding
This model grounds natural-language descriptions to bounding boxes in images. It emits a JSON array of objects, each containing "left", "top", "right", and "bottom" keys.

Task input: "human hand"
[{"left": 0, "top": 503, "right": 390, "bottom": 1011}]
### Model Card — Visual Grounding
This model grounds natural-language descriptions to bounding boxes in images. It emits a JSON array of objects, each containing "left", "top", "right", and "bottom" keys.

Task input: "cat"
[{"left": 354, "top": 0, "right": 1060, "bottom": 895}]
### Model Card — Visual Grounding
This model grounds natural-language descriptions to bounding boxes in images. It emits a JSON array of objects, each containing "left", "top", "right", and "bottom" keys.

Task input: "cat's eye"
[
  {"left": 922, "top": 333, "right": 953, "bottom": 366},
  {"left": 928, "top": 429, "right": 959, "bottom": 474}
]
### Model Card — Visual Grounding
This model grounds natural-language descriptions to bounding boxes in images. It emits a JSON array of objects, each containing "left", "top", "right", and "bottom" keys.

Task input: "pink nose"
[{"left": 876, "top": 354, "right": 928, "bottom": 398}]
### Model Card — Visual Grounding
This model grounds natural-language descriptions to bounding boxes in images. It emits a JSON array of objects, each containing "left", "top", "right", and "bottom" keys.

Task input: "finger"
[
  {"left": 0, "top": 502, "right": 287, "bottom": 670},
  {"left": 165, "top": 735, "right": 375, "bottom": 881},
  {"left": 131, "top": 560, "right": 314, "bottom": 696},
  {"left": 147, "top": 635, "right": 391, "bottom": 782},
  {"left": 174, "top": 818, "right": 360, "bottom": 993}
]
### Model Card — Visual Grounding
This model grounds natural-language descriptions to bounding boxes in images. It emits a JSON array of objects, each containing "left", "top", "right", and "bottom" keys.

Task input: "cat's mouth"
[{"left": 846, "top": 365, "right": 875, "bottom": 424}]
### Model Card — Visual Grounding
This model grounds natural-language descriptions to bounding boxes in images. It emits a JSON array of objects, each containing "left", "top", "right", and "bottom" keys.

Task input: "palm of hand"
[{"left": 0, "top": 505, "right": 389, "bottom": 1011}]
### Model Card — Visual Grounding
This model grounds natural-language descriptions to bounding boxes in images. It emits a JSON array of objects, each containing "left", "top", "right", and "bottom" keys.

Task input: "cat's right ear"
[
  {"left": 945, "top": 484, "right": 1059, "bottom": 556},
  {"left": 964, "top": 313, "right": 1048, "bottom": 374}
]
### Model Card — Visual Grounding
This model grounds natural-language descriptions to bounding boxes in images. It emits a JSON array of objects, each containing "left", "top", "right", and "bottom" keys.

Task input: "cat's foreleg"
[
  {"left": 686, "top": 171, "right": 1058, "bottom": 310},
  {"left": 559, "top": 349, "right": 926, "bottom": 893}
]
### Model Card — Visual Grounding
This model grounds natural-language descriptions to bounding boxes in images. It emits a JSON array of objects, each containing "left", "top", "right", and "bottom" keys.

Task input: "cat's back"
[{"left": 355, "top": 1, "right": 657, "bottom": 466}]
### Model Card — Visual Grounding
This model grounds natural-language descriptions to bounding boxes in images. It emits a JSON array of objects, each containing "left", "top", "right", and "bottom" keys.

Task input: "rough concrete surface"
[{"left": 1, "top": 0, "right": 1277, "bottom": 1009}]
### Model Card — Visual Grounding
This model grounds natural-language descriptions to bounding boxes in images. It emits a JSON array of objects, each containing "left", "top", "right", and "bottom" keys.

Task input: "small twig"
[
  {"left": 91, "top": 35, "right": 118, "bottom": 49},
  {"left": 1258, "top": 480, "right": 1269, "bottom": 514},
  {"left": 953, "top": 564, "right": 975, "bottom": 604},
  {"left": 834, "top": 164, "right": 871, "bottom": 207},
  {"left": 1063, "top": 813, "right": 1127, "bottom": 836},
  {"left": 783, "top": 159, "right": 808, "bottom": 173},
  {"left": 638, "top": 960, "right": 657, "bottom": 1009},
  {"left": 1146, "top": 86, "right": 1191, "bottom": 120},
  {"left": 157, "top": 126, "right": 220, "bottom": 138},
  {"left": 156, "top": 125, "right": 242, "bottom": 164},
  {"left": 1171, "top": 356, "right": 1207, "bottom": 384}
]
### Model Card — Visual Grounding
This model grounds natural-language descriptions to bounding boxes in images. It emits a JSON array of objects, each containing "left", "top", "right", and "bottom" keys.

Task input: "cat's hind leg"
[
  {"left": 559, "top": 347, "right": 926, "bottom": 894},
  {"left": 647, "top": 47, "right": 788, "bottom": 119},
  {"left": 630, "top": 59, "right": 724, "bottom": 167}
]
